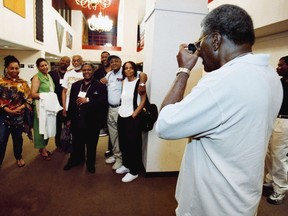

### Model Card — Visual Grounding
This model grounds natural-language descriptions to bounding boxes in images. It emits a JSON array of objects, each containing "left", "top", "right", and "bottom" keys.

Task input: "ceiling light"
[
  {"left": 87, "top": 11, "right": 113, "bottom": 32},
  {"left": 75, "top": 0, "right": 112, "bottom": 10}
]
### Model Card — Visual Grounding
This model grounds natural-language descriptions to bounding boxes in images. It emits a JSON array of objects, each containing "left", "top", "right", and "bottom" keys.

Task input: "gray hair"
[{"left": 201, "top": 4, "right": 255, "bottom": 45}]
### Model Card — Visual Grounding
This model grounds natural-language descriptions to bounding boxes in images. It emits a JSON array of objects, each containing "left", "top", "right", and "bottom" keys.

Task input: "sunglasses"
[{"left": 188, "top": 34, "right": 209, "bottom": 53}]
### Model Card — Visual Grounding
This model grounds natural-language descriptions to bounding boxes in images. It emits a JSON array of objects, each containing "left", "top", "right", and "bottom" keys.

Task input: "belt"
[
  {"left": 277, "top": 114, "right": 288, "bottom": 119},
  {"left": 109, "top": 104, "right": 121, "bottom": 108}
]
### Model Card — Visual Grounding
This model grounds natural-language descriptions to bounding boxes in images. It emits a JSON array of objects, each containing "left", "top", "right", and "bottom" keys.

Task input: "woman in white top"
[{"left": 116, "top": 61, "right": 146, "bottom": 183}]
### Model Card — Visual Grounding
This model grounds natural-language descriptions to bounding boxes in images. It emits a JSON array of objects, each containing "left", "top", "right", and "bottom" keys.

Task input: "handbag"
[
  {"left": 60, "top": 125, "right": 73, "bottom": 153},
  {"left": 23, "top": 105, "right": 34, "bottom": 140},
  {"left": 133, "top": 80, "right": 158, "bottom": 131}
]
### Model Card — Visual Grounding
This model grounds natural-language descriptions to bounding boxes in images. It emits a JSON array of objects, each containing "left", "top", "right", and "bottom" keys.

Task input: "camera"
[{"left": 188, "top": 43, "right": 197, "bottom": 53}]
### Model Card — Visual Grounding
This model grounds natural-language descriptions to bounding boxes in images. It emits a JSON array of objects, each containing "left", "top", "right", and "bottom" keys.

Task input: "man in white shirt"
[
  {"left": 156, "top": 4, "right": 282, "bottom": 216},
  {"left": 100, "top": 55, "right": 147, "bottom": 170},
  {"left": 62, "top": 55, "right": 83, "bottom": 117},
  {"left": 264, "top": 56, "right": 288, "bottom": 205}
]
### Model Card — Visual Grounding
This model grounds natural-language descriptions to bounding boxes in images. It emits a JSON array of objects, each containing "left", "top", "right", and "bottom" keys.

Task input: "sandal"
[
  {"left": 16, "top": 159, "right": 25, "bottom": 168},
  {"left": 39, "top": 149, "right": 51, "bottom": 161},
  {"left": 42, "top": 155, "right": 51, "bottom": 161}
]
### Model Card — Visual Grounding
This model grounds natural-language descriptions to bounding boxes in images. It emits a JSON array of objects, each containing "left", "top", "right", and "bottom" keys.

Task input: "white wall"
[
  {"left": 208, "top": 0, "right": 288, "bottom": 66},
  {"left": 254, "top": 32, "right": 288, "bottom": 67},
  {"left": 0, "top": 0, "right": 39, "bottom": 50},
  {"left": 0, "top": 0, "right": 75, "bottom": 82},
  {"left": 0, "top": 0, "right": 75, "bottom": 56},
  {"left": 208, "top": 0, "right": 288, "bottom": 29}
]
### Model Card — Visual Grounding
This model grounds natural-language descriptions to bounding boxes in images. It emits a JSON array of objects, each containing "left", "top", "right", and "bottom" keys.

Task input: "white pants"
[{"left": 265, "top": 118, "right": 288, "bottom": 194}]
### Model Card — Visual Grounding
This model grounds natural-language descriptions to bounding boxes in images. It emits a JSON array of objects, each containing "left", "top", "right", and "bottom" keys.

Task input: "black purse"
[
  {"left": 60, "top": 125, "right": 73, "bottom": 153},
  {"left": 133, "top": 80, "right": 158, "bottom": 131},
  {"left": 23, "top": 105, "right": 34, "bottom": 140}
]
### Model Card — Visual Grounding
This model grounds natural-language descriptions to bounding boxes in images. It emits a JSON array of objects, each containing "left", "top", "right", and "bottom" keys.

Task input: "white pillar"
[
  {"left": 117, "top": 0, "right": 139, "bottom": 62},
  {"left": 143, "top": 0, "right": 208, "bottom": 172}
]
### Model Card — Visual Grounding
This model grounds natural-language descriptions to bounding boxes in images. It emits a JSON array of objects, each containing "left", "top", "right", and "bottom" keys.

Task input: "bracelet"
[{"left": 176, "top": 67, "right": 191, "bottom": 77}]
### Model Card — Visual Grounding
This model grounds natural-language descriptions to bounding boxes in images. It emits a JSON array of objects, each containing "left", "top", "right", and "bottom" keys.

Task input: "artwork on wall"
[
  {"left": 27, "top": 64, "right": 35, "bottom": 69},
  {"left": 50, "top": 62, "right": 59, "bottom": 71},
  {"left": 35, "top": 0, "right": 44, "bottom": 43},
  {"left": 66, "top": 31, "right": 72, "bottom": 49},
  {"left": 3, "top": 0, "right": 26, "bottom": 18},
  {"left": 82, "top": 16, "right": 88, "bottom": 45},
  {"left": 55, "top": 20, "right": 64, "bottom": 52},
  {"left": 137, "top": 21, "right": 145, "bottom": 51}
]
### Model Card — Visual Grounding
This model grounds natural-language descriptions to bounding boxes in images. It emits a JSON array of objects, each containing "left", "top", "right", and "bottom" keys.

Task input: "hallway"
[{"left": 0, "top": 136, "right": 286, "bottom": 216}]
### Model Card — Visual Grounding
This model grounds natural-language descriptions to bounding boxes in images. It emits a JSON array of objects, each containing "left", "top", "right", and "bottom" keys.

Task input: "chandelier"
[
  {"left": 88, "top": 12, "right": 113, "bottom": 32},
  {"left": 75, "top": 0, "right": 112, "bottom": 10}
]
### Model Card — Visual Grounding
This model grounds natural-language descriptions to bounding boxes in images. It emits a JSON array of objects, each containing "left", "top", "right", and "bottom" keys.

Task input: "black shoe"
[
  {"left": 63, "top": 163, "right": 74, "bottom": 171},
  {"left": 104, "top": 150, "right": 113, "bottom": 157},
  {"left": 87, "top": 166, "right": 95, "bottom": 173}
]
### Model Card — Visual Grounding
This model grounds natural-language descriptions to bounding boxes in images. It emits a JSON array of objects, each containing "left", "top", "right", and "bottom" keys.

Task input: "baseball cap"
[{"left": 108, "top": 55, "right": 121, "bottom": 62}]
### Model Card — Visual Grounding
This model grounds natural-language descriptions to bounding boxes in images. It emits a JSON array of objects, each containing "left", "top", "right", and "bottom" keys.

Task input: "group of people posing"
[{"left": 0, "top": 52, "right": 147, "bottom": 183}]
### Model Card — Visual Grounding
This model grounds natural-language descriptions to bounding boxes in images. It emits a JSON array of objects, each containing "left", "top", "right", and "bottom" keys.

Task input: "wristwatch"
[{"left": 139, "top": 83, "right": 145, "bottom": 87}]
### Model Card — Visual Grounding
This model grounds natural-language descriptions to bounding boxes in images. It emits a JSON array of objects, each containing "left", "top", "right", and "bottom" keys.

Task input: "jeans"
[{"left": 0, "top": 116, "right": 24, "bottom": 165}]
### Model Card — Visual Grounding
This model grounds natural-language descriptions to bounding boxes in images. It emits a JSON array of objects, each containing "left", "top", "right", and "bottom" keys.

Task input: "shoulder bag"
[{"left": 133, "top": 80, "right": 158, "bottom": 131}]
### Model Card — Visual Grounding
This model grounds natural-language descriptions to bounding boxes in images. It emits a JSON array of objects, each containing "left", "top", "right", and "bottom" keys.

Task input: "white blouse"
[{"left": 118, "top": 78, "right": 140, "bottom": 118}]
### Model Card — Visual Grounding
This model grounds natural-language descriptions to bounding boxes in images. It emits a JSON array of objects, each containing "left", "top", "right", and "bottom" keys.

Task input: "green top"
[
  {"left": 33, "top": 71, "right": 55, "bottom": 148},
  {"left": 37, "top": 71, "right": 54, "bottom": 93},
  {"left": 33, "top": 71, "right": 54, "bottom": 105}
]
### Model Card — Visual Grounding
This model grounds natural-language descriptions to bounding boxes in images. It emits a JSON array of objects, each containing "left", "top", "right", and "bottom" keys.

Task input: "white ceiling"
[{"left": 0, "top": 39, "right": 36, "bottom": 51}]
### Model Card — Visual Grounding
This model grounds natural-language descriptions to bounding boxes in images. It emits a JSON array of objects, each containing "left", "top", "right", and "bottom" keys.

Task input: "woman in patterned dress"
[{"left": 0, "top": 55, "right": 32, "bottom": 167}]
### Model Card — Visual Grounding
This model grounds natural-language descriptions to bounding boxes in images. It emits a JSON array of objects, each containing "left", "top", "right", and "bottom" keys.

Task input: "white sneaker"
[
  {"left": 122, "top": 173, "right": 138, "bottom": 183},
  {"left": 99, "top": 129, "right": 108, "bottom": 137},
  {"left": 105, "top": 156, "right": 116, "bottom": 164},
  {"left": 112, "top": 161, "right": 122, "bottom": 170},
  {"left": 267, "top": 191, "right": 286, "bottom": 205},
  {"left": 116, "top": 165, "right": 130, "bottom": 174}
]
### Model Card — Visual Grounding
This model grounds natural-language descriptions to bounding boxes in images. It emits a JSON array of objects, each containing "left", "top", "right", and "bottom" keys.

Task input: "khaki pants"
[
  {"left": 107, "top": 107, "right": 122, "bottom": 164},
  {"left": 265, "top": 118, "right": 288, "bottom": 194}
]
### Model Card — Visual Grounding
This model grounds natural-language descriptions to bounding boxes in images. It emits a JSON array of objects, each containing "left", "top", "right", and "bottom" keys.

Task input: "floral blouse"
[{"left": 0, "top": 74, "right": 32, "bottom": 125}]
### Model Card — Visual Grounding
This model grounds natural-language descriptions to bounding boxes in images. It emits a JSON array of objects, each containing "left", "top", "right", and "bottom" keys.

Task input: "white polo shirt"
[{"left": 156, "top": 54, "right": 282, "bottom": 216}]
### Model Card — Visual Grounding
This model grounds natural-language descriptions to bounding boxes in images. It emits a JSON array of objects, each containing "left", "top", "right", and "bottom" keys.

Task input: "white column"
[
  {"left": 143, "top": 0, "right": 208, "bottom": 172},
  {"left": 117, "top": 0, "right": 139, "bottom": 62}
]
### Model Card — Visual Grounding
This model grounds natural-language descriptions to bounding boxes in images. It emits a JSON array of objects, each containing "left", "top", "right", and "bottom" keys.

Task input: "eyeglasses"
[{"left": 188, "top": 34, "right": 209, "bottom": 53}]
